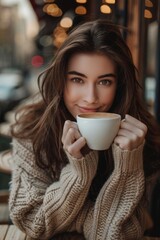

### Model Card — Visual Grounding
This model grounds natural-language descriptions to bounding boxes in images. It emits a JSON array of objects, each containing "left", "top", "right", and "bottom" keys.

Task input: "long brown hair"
[{"left": 11, "top": 19, "right": 160, "bottom": 179}]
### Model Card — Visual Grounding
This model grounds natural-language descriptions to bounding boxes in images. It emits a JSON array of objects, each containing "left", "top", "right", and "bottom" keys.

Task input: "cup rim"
[{"left": 76, "top": 112, "right": 121, "bottom": 120}]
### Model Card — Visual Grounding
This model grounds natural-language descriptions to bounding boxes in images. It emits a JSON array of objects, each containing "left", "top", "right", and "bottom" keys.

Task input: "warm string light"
[
  {"left": 43, "top": 1, "right": 79, "bottom": 48},
  {"left": 104, "top": 0, "right": 115, "bottom": 3},
  {"left": 74, "top": 0, "right": 87, "bottom": 15},
  {"left": 144, "top": 9, "right": 152, "bottom": 18},
  {"left": 75, "top": 0, "right": 87, "bottom": 3},
  {"left": 75, "top": 6, "right": 87, "bottom": 15},
  {"left": 145, "top": 0, "right": 153, "bottom": 7},
  {"left": 53, "top": 26, "right": 68, "bottom": 48},
  {"left": 100, "top": 0, "right": 115, "bottom": 14},
  {"left": 43, "top": 0, "right": 153, "bottom": 48},
  {"left": 43, "top": 3, "right": 62, "bottom": 17},
  {"left": 60, "top": 17, "right": 73, "bottom": 28},
  {"left": 100, "top": 4, "right": 111, "bottom": 14},
  {"left": 144, "top": 0, "right": 153, "bottom": 19},
  {"left": 59, "top": 10, "right": 75, "bottom": 28}
]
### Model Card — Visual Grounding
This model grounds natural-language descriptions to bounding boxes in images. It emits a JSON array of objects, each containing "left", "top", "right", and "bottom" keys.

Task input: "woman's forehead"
[{"left": 67, "top": 52, "right": 116, "bottom": 77}]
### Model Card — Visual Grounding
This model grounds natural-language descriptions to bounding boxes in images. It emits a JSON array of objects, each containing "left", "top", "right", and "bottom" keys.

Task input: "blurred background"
[
  {"left": 0, "top": 0, "right": 160, "bottom": 124},
  {"left": 0, "top": 0, "right": 160, "bottom": 229}
]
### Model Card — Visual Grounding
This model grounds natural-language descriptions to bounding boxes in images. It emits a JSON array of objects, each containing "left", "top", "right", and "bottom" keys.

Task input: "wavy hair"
[{"left": 11, "top": 19, "right": 160, "bottom": 179}]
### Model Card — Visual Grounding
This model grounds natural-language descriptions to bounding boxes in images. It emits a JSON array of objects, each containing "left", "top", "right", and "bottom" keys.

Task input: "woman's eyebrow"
[
  {"left": 98, "top": 73, "right": 116, "bottom": 79},
  {"left": 67, "top": 71, "right": 87, "bottom": 78},
  {"left": 67, "top": 71, "right": 116, "bottom": 79}
]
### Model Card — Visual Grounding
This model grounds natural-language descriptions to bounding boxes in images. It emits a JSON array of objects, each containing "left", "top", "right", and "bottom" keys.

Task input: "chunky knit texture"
[{"left": 9, "top": 139, "right": 150, "bottom": 239}]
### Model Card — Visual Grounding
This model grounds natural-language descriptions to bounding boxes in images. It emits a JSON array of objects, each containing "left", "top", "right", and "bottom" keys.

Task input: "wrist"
[{"left": 112, "top": 142, "right": 144, "bottom": 173}]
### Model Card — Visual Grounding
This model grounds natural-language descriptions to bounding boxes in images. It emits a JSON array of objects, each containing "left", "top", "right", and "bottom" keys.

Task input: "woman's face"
[{"left": 63, "top": 53, "right": 117, "bottom": 118}]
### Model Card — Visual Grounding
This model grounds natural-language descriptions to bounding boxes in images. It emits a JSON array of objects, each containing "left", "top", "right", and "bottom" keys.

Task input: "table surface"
[
  {"left": 0, "top": 225, "right": 31, "bottom": 240},
  {"left": 1, "top": 224, "right": 160, "bottom": 240}
]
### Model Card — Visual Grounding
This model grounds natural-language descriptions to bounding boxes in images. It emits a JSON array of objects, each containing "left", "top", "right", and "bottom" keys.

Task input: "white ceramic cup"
[{"left": 76, "top": 112, "right": 121, "bottom": 150}]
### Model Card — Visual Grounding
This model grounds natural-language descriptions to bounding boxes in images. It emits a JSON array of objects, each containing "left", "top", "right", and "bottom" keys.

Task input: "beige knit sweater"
[{"left": 9, "top": 139, "right": 150, "bottom": 239}]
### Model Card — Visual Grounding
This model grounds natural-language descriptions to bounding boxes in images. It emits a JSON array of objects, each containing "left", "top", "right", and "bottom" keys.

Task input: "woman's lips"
[{"left": 78, "top": 106, "right": 98, "bottom": 113}]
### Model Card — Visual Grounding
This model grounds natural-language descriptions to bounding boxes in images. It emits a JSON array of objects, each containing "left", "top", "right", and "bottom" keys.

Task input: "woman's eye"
[
  {"left": 71, "top": 78, "right": 83, "bottom": 83},
  {"left": 99, "top": 79, "right": 112, "bottom": 86}
]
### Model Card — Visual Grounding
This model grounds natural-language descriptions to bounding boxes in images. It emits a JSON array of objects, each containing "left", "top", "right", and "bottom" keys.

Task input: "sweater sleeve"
[
  {"left": 81, "top": 143, "right": 149, "bottom": 240},
  {"left": 9, "top": 138, "right": 98, "bottom": 239}
]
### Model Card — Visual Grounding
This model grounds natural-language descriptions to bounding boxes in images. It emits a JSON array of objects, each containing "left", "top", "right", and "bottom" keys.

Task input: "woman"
[{"left": 9, "top": 19, "right": 160, "bottom": 239}]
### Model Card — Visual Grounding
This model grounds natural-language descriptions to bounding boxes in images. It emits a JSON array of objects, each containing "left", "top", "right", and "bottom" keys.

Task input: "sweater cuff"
[
  {"left": 112, "top": 142, "right": 144, "bottom": 173},
  {"left": 65, "top": 150, "right": 98, "bottom": 179}
]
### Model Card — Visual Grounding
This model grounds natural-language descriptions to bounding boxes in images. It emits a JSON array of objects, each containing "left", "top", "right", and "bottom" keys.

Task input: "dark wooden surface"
[
  {"left": 0, "top": 225, "right": 84, "bottom": 240},
  {"left": 0, "top": 224, "right": 160, "bottom": 240},
  {"left": 0, "top": 225, "right": 160, "bottom": 240}
]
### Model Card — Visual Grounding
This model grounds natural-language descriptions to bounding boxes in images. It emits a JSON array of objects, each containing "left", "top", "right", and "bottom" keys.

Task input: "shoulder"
[
  {"left": 12, "top": 138, "right": 33, "bottom": 153},
  {"left": 11, "top": 138, "right": 53, "bottom": 182}
]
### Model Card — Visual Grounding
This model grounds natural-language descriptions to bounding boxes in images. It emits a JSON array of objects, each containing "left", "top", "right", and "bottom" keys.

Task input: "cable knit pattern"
[
  {"left": 9, "top": 139, "right": 150, "bottom": 239},
  {"left": 80, "top": 143, "right": 146, "bottom": 240},
  {"left": 9, "top": 139, "right": 98, "bottom": 239}
]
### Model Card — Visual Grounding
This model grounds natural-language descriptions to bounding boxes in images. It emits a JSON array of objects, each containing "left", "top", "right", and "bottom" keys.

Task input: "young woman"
[{"left": 9, "top": 19, "right": 160, "bottom": 239}]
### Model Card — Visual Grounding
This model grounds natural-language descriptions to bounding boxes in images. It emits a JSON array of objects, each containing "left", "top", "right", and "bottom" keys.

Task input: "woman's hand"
[
  {"left": 62, "top": 120, "right": 86, "bottom": 159},
  {"left": 114, "top": 114, "right": 148, "bottom": 151}
]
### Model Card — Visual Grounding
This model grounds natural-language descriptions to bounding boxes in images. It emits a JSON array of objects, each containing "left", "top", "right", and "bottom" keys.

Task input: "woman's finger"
[
  {"left": 118, "top": 126, "right": 146, "bottom": 142},
  {"left": 114, "top": 114, "right": 147, "bottom": 150},
  {"left": 63, "top": 129, "right": 86, "bottom": 158},
  {"left": 63, "top": 127, "right": 82, "bottom": 148},
  {"left": 116, "top": 129, "right": 142, "bottom": 149},
  {"left": 124, "top": 114, "right": 147, "bottom": 134},
  {"left": 114, "top": 135, "right": 133, "bottom": 150},
  {"left": 62, "top": 120, "right": 78, "bottom": 143},
  {"left": 67, "top": 137, "right": 86, "bottom": 158}
]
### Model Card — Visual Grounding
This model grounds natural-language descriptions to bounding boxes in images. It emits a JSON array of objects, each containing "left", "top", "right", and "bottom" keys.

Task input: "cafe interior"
[{"left": 0, "top": 0, "right": 160, "bottom": 239}]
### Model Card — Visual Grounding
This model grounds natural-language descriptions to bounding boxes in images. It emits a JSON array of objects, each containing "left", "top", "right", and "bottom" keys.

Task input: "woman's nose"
[{"left": 84, "top": 85, "right": 98, "bottom": 103}]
